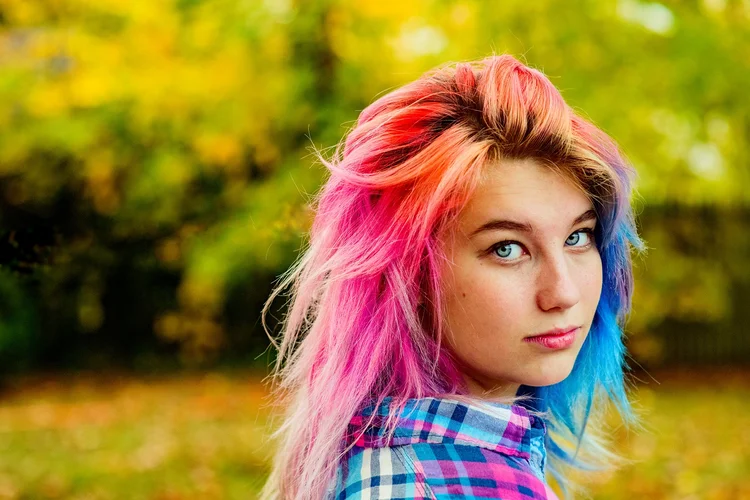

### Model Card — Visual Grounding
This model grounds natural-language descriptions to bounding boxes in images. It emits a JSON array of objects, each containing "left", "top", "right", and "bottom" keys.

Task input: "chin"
[{"left": 523, "top": 360, "right": 577, "bottom": 388}]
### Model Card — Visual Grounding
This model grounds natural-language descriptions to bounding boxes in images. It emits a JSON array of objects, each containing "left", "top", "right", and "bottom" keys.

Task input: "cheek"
[
  {"left": 580, "top": 253, "right": 604, "bottom": 305},
  {"left": 442, "top": 256, "right": 528, "bottom": 338}
]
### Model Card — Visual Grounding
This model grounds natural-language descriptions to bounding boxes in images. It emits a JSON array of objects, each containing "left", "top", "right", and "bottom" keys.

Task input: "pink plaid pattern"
[{"left": 333, "top": 397, "right": 560, "bottom": 499}]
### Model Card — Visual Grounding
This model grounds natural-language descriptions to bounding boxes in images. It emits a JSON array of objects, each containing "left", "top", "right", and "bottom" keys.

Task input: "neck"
[{"left": 461, "top": 370, "right": 521, "bottom": 402}]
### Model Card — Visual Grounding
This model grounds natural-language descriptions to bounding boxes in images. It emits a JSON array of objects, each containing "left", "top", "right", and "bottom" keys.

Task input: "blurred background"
[{"left": 0, "top": 0, "right": 748, "bottom": 498}]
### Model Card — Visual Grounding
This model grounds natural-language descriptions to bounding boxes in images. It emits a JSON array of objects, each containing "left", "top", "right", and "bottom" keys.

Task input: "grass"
[
  {"left": 0, "top": 368, "right": 748, "bottom": 499},
  {"left": 0, "top": 372, "right": 273, "bottom": 500}
]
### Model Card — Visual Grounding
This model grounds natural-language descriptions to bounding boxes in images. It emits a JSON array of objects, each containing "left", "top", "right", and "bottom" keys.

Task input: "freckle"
[{"left": 462, "top": 292, "right": 466, "bottom": 298}]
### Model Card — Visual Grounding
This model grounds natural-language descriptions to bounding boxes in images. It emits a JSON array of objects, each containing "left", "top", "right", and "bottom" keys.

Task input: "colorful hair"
[{"left": 259, "top": 54, "right": 644, "bottom": 500}]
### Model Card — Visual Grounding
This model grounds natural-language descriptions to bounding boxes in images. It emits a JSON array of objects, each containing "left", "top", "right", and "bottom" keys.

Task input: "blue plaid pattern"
[{"left": 331, "top": 397, "right": 558, "bottom": 499}]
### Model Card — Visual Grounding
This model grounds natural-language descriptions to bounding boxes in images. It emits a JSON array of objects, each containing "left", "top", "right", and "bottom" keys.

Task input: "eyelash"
[{"left": 488, "top": 228, "right": 597, "bottom": 263}]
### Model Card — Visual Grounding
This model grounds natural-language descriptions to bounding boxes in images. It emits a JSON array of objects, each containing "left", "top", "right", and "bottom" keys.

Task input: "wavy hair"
[{"left": 259, "top": 54, "right": 644, "bottom": 500}]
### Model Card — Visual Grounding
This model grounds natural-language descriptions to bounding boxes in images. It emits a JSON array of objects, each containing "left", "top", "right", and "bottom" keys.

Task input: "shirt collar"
[{"left": 345, "top": 396, "right": 548, "bottom": 479}]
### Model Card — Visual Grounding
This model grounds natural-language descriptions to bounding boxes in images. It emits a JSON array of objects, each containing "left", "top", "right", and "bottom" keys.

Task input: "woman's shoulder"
[
  {"left": 333, "top": 396, "right": 557, "bottom": 498},
  {"left": 332, "top": 445, "right": 435, "bottom": 499},
  {"left": 333, "top": 441, "right": 558, "bottom": 499}
]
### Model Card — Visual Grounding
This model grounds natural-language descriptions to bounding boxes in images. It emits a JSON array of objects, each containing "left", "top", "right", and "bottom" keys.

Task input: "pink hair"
[{"left": 260, "top": 54, "right": 642, "bottom": 499}]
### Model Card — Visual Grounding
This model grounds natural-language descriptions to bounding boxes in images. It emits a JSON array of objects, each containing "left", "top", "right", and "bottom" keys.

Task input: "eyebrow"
[{"left": 469, "top": 209, "right": 598, "bottom": 237}]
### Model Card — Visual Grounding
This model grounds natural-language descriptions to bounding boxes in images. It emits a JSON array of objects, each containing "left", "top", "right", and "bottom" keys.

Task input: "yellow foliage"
[
  {"left": 193, "top": 132, "right": 244, "bottom": 170},
  {"left": 27, "top": 84, "right": 69, "bottom": 118},
  {"left": 1, "top": 0, "right": 748, "bottom": 369}
]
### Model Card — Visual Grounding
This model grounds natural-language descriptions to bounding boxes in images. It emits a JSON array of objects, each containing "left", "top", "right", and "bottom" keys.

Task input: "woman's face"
[{"left": 439, "top": 158, "right": 603, "bottom": 399}]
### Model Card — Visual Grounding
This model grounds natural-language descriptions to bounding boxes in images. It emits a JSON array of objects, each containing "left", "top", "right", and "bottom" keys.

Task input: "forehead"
[{"left": 457, "top": 158, "right": 592, "bottom": 232}]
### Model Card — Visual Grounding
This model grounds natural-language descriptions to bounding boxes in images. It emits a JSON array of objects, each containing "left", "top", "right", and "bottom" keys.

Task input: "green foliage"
[
  {"left": 0, "top": 269, "right": 37, "bottom": 371},
  {"left": 0, "top": 0, "right": 748, "bottom": 367},
  {"left": 627, "top": 206, "right": 750, "bottom": 365}
]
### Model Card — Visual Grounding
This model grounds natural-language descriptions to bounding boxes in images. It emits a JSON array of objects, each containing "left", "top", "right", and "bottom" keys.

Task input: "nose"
[{"left": 536, "top": 253, "right": 581, "bottom": 312}]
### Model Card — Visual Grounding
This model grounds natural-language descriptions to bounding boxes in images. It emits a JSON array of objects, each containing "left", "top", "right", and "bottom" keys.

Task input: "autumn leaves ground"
[{"left": 0, "top": 369, "right": 748, "bottom": 499}]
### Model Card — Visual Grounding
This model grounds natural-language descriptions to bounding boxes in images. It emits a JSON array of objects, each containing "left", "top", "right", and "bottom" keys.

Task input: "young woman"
[{"left": 260, "top": 54, "right": 643, "bottom": 499}]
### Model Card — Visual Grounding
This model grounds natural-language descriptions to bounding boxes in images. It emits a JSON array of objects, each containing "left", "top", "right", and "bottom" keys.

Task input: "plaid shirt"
[{"left": 331, "top": 397, "right": 559, "bottom": 499}]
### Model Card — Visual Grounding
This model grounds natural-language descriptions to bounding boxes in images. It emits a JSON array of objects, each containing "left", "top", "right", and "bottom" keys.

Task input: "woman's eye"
[
  {"left": 566, "top": 229, "right": 593, "bottom": 247},
  {"left": 493, "top": 242, "right": 524, "bottom": 260},
  {"left": 491, "top": 230, "right": 594, "bottom": 262}
]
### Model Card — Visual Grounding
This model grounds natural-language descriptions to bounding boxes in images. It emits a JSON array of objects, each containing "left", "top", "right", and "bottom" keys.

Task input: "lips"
[
  {"left": 527, "top": 325, "right": 580, "bottom": 338},
  {"left": 524, "top": 326, "right": 580, "bottom": 349}
]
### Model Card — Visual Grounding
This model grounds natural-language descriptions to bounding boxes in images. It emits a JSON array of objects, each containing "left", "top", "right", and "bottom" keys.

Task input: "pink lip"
[{"left": 524, "top": 326, "right": 580, "bottom": 350}]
